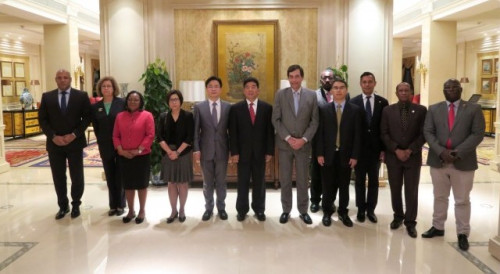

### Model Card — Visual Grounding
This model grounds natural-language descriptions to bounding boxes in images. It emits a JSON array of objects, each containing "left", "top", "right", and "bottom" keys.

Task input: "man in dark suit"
[
  {"left": 38, "top": 69, "right": 91, "bottom": 220},
  {"left": 316, "top": 78, "right": 362, "bottom": 227},
  {"left": 380, "top": 82, "right": 427, "bottom": 238},
  {"left": 193, "top": 76, "right": 231, "bottom": 221},
  {"left": 272, "top": 64, "right": 319, "bottom": 225},
  {"left": 422, "top": 78, "right": 485, "bottom": 251},
  {"left": 350, "top": 72, "right": 388, "bottom": 223},
  {"left": 229, "top": 77, "right": 274, "bottom": 222}
]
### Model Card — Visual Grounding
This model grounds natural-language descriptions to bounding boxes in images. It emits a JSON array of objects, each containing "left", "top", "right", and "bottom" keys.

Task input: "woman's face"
[
  {"left": 168, "top": 94, "right": 181, "bottom": 111},
  {"left": 100, "top": 80, "right": 114, "bottom": 99},
  {"left": 127, "top": 93, "right": 141, "bottom": 112}
]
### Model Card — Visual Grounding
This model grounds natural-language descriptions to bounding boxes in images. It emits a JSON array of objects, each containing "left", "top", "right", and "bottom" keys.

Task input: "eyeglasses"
[
  {"left": 127, "top": 98, "right": 140, "bottom": 102},
  {"left": 169, "top": 98, "right": 180, "bottom": 102}
]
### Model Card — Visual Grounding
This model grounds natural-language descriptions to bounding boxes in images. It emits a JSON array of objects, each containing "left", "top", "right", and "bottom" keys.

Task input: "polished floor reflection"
[{"left": 0, "top": 159, "right": 499, "bottom": 273}]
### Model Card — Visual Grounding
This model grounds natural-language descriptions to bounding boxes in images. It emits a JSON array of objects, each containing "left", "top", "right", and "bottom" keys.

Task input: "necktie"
[
  {"left": 249, "top": 102, "right": 256, "bottom": 125},
  {"left": 60, "top": 91, "right": 67, "bottom": 114},
  {"left": 293, "top": 91, "right": 300, "bottom": 115},
  {"left": 212, "top": 102, "right": 218, "bottom": 127},
  {"left": 446, "top": 103, "right": 455, "bottom": 149},
  {"left": 401, "top": 104, "right": 409, "bottom": 130},
  {"left": 336, "top": 104, "right": 342, "bottom": 148},
  {"left": 365, "top": 95, "right": 372, "bottom": 123}
]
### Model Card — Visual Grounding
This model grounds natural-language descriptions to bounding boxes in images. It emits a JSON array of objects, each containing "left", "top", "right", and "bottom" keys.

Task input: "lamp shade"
[
  {"left": 30, "top": 80, "right": 40, "bottom": 85},
  {"left": 279, "top": 80, "right": 307, "bottom": 89},
  {"left": 460, "top": 77, "right": 469, "bottom": 84},
  {"left": 179, "top": 80, "right": 206, "bottom": 102}
]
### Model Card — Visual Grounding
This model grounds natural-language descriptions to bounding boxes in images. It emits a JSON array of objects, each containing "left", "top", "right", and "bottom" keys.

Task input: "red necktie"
[
  {"left": 249, "top": 102, "right": 255, "bottom": 125},
  {"left": 446, "top": 103, "right": 455, "bottom": 149}
]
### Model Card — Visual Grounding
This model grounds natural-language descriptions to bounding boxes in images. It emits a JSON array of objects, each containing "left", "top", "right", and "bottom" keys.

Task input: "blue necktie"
[
  {"left": 365, "top": 95, "right": 372, "bottom": 123},
  {"left": 61, "top": 91, "right": 67, "bottom": 114}
]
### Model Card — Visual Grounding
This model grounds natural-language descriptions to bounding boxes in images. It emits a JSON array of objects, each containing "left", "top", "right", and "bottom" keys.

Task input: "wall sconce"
[
  {"left": 460, "top": 77, "right": 469, "bottom": 84},
  {"left": 74, "top": 60, "right": 85, "bottom": 87},
  {"left": 416, "top": 56, "right": 428, "bottom": 87}
]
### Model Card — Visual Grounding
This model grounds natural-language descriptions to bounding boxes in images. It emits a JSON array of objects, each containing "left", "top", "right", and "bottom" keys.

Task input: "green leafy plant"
[
  {"left": 140, "top": 58, "right": 172, "bottom": 183},
  {"left": 327, "top": 64, "right": 348, "bottom": 86}
]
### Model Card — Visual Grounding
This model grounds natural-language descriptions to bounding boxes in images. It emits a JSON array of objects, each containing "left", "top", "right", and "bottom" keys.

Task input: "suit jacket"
[
  {"left": 423, "top": 100, "right": 485, "bottom": 171},
  {"left": 315, "top": 88, "right": 329, "bottom": 106},
  {"left": 91, "top": 97, "right": 125, "bottom": 160},
  {"left": 229, "top": 99, "right": 274, "bottom": 163},
  {"left": 38, "top": 88, "right": 91, "bottom": 151},
  {"left": 350, "top": 93, "right": 388, "bottom": 154},
  {"left": 193, "top": 99, "right": 230, "bottom": 161},
  {"left": 316, "top": 102, "right": 362, "bottom": 167},
  {"left": 380, "top": 102, "right": 427, "bottom": 166},
  {"left": 271, "top": 87, "right": 319, "bottom": 151}
]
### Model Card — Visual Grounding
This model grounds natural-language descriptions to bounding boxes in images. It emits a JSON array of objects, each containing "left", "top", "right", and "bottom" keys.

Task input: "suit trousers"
[
  {"left": 47, "top": 146, "right": 85, "bottom": 209},
  {"left": 236, "top": 160, "right": 266, "bottom": 215},
  {"left": 201, "top": 159, "right": 228, "bottom": 211},
  {"left": 321, "top": 152, "right": 351, "bottom": 215},
  {"left": 354, "top": 151, "right": 380, "bottom": 213},
  {"left": 309, "top": 158, "right": 322, "bottom": 204},
  {"left": 279, "top": 148, "right": 310, "bottom": 214},
  {"left": 102, "top": 155, "right": 125, "bottom": 209},
  {"left": 430, "top": 164, "right": 474, "bottom": 236},
  {"left": 386, "top": 160, "right": 421, "bottom": 227}
]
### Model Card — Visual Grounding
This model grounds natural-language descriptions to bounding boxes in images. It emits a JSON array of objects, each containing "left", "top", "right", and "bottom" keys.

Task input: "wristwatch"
[{"left": 138, "top": 148, "right": 143, "bottom": 154}]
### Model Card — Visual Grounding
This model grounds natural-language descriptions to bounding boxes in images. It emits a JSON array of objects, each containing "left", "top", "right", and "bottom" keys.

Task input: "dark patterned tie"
[
  {"left": 401, "top": 104, "right": 409, "bottom": 130},
  {"left": 60, "top": 91, "right": 67, "bottom": 114},
  {"left": 249, "top": 102, "right": 255, "bottom": 125},
  {"left": 212, "top": 102, "right": 218, "bottom": 127},
  {"left": 365, "top": 95, "right": 372, "bottom": 123},
  {"left": 336, "top": 104, "right": 342, "bottom": 148}
]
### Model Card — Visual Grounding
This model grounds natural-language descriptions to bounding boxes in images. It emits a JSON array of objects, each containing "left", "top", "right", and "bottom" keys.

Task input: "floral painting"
[{"left": 214, "top": 21, "right": 278, "bottom": 103}]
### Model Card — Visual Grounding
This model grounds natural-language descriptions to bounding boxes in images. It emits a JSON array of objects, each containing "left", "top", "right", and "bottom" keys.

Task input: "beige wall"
[{"left": 174, "top": 9, "right": 318, "bottom": 98}]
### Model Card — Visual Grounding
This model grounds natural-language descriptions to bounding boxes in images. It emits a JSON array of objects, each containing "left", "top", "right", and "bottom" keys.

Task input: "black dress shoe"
[
  {"left": 407, "top": 226, "right": 418, "bottom": 238},
  {"left": 256, "top": 212, "right": 266, "bottom": 222},
  {"left": 339, "top": 214, "right": 353, "bottom": 227},
  {"left": 390, "top": 219, "right": 403, "bottom": 229},
  {"left": 218, "top": 210, "right": 228, "bottom": 220},
  {"left": 310, "top": 203, "right": 320, "bottom": 213},
  {"left": 279, "top": 212, "right": 290, "bottom": 224},
  {"left": 166, "top": 212, "right": 178, "bottom": 224},
  {"left": 116, "top": 208, "right": 125, "bottom": 216},
  {"left": 55, "top": 208, "right": 69, "bottom": 220},
  {"left": 356, "top": 212, "right": 365, "bottom": 223},
  {"left": 421, "top": 226, "right": 445, "bottom": 238},
  {"left": 108, "top": 209, "right": 117, "bottom": 216},
  {"left": 179, "top": 215, "right": 186, "bottom": 222},
  {"left": 135, "top": 216, "right": 145, "bottom": 224},
  {"left": 236, "top": 213, "right": 246, "bottom": 222},
  {"left": 299, "top": 213, "right": 313, "bottom": 225},
  {"left": 322, "top": 214, "right": 332, "bottom": 227},
  {"left": 122, "top": 213, "right": 136, "bottom": 223},
  {"left": 202, "top": 210, "right": 213, "bottom": 221},
  {"left": 458, "top": 234, "right": 469, "bottom": 251},
  {"left": 366, "top": 211, "right": 377, "bottom": 223},
  {"left": 71, "top": 207, "right": 80, "bottom": 218}
]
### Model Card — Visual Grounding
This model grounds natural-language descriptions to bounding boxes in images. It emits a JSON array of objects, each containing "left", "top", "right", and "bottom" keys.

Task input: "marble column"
[
  {"left": 0, "top": 89, "right": 10, "bottom": 174},
  {"left": 390, "top": 38, "right": 403, "bottom": 104}
]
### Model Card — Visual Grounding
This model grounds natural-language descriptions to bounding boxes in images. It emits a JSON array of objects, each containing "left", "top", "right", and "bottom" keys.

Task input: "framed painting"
[
  {"left": 15, "top": 81, "right": 26, "bottom": 96},
  {"left": 214, "top": 20, "right": 278, "bottom": 104},
  {"left": 481, "top": 78, "right": 491, "bottom": 94},
  {"left": 2, "top": 83, "right": 13, "bottom": 96},
  {"left": 14, "top": 62, "right": 25, "bottom": 78},
  {"left": 1, "top": 61, "right": 13, "bottom": 77},
  {"left": 482, "top": 59, "right": 492, "bottom": 74},
  {"left": 494, "top": 58, "right": 499, "bottom": 74}
]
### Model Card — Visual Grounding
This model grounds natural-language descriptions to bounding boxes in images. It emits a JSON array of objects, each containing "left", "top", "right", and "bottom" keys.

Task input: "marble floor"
[{"left": 0, "top": 157, "right": 499, "bottom": 273}]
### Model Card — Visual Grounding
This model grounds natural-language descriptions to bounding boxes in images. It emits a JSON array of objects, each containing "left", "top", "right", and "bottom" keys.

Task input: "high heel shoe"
[
  {"left": 122, "top": 212, "right": 136, "bottom": 223},
  {"left": 179, "top": 215, "right": 186, "bottom": 223},
  {"left": 166, "top": 212, "right": 178, "bottom": 224},
  {"left": 135, "top": 216, "right": 145, "bottom": 224}
]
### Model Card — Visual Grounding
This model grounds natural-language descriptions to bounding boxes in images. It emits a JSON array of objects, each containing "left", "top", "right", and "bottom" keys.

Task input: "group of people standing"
[{"left": 38, "top": 65, "right": 484, "bottom": 252}]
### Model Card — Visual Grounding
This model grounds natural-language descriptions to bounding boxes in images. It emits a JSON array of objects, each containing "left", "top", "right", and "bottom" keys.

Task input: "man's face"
[
  {"left": 331, "top": 81, "right": 348, "bottom": 102},
  {"left": 243, "top": 81, "right": 259, "bottom": 102},
  {"left": 360, "top": 75, "right": 376, "bottom": 95},
  {"left": 320, "top": 70, "right": 334, "bottom": 91},
  {"left": 443, "top": 80, "right": 462, "bottom": 103},
  {"left": 396, "top": 83, "right": 412, "bottom": 103},
  {"left": 55, "top": 70, "right": 71, "bottom": 91},
  {"left": 206, "top": 80, "right": 222, "bottom": 101},
  {"left": 288, "top": 69, "right": 303, "bottom": 91}
]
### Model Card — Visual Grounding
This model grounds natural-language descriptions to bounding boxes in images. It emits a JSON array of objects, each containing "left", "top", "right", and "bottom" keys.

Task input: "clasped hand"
[
  {"left": 287, "top": 137, "right": 305, "bottom": 150},
  {"left": 440, "top": 149, "right": 458, "bottom": 163},
  {"left": 52, "top": 134, "right": 76, "bottom": 146}
]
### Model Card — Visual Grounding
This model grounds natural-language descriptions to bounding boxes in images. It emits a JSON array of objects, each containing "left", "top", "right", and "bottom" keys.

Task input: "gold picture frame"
[
  {"left": 14, "top": 62, "right": 25, "bottom": 78},
  {"left": 494, "top": 58, "right": 499, "bottom": 74},
  {"left": 15, "top": 81, "right": 26, "bottom": 96},
  {"left": 1, "top": 61, "right": 13, "bottom": 77},
  {"left": 214, "top": 20, "right": 278, "bottom": 104},
  {"left": 482, "top": 59, "right": 492, "bottom": 74},
  {"left": 2, "top": 83, "right": 13, "bottom": 96},
  {"left": 481, "top": 78, "right": 491, "bottom": 94}
]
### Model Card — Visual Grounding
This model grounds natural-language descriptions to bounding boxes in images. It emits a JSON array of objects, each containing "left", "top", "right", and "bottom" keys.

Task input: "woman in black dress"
[{"left": 158, "top": 90, "right": 194, "bottom": 223}]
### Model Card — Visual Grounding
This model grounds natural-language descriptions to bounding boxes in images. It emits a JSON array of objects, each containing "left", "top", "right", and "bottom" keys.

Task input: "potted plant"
[
  {"left": 327, "top": 64, "right": 348, "bottom": 84},
  {"left": 140, "top": 58, "right": 172, "bottom": 186}
]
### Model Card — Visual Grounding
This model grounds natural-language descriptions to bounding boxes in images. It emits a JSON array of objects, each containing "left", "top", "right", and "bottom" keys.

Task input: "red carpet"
[{"left": 5, "top": 149, "right": 48, "bottom": 167}]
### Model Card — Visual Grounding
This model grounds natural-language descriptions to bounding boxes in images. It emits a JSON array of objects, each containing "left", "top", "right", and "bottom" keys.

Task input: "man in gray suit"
[
  {"left": 272, "top": 64, "right": 319, "bottom": 225},
  {"left": 193, "top": 76, "right": 231, "bottom": 221},
  {"left": 422, "top": 78, "right": 485, "bottom": 251}
]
